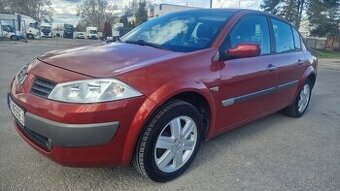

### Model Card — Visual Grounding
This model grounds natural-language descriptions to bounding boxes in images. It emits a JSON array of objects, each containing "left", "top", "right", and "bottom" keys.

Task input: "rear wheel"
[
  {"left": 133, "top": 100, "right": 203, "bottom": 182},
  {"left": 282, "top": 79, "right": 312, "bottom": 117}
]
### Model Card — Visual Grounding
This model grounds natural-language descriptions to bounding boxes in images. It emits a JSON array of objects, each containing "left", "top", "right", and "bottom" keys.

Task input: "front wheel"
[
  {"left": 27, "top": 34, "right": 34, "bottom": 39},
  {"left": 133, "top": 100, "right": 203, "bottom": 182},
  {"left": 282, "top": 79, "right": 312, "bottom": 117}
]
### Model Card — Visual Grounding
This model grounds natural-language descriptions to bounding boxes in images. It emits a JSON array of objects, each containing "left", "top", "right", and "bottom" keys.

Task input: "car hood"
[{"left": 38, "top": 42, "right": 180, "bottom": 77}]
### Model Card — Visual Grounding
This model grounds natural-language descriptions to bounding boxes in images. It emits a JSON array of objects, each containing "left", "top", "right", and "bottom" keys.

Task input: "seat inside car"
[{"left": 196, "top": 23, "right": 217, "bottom": 46}]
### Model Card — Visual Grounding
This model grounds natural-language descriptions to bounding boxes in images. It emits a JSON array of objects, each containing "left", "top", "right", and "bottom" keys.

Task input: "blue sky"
[{"left": 51, "top": 0, "right": 262, "bottom": 25}]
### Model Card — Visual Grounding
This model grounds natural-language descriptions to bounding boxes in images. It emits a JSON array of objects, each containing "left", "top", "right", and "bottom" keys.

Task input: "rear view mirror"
[{"left": 227, "top": 43, "right": 261, "bottom": 58}]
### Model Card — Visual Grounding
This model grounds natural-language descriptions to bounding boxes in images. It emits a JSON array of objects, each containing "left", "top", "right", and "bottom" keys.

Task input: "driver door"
[{"left": 216, "top": 14, "right": 278, "bottom": 131}]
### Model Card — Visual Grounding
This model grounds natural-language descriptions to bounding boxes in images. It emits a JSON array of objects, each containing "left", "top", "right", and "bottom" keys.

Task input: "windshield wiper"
[{"left": 124, "top": 40, "right": 164, "bottom": 49}]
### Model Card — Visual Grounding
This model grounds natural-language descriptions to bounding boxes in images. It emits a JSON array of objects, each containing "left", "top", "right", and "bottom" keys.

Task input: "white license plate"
[{"left": 9, "top": 96, "right": 25, "bottom": 126}]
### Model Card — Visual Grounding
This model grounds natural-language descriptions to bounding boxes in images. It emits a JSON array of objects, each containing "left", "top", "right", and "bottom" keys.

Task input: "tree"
[
  {"left": 77, "top": 0, "right": 118, "bottom": 31},
  {"left": 261, "top": 0, "right": 307, "bottom": 29},
  {"left": 0, "top": 0, "right": 9, "bottom": 12},
  {"left": 260, "top": 0, "right": 281, "bottom": 15},
  {"left": 102, "top": 21, "right": 112, "bottom": 38},
  {"left": 75, "top": 20, "right": 87, "bottom": 32},
  {"left": 135, "top": 1, "right": 148, "bottom": 26},
  {"left": 307, "top": 0, "right": 340, "bottom": 37},
  {"left": 0, "top": 0, "right": 53, "bottom": 22},
  {"left": 119, "top": 15, "right": 134, "bottom": 28}
]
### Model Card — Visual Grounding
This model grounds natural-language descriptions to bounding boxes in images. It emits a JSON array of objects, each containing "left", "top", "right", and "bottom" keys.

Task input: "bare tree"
[
  {"left": 1, "top": 0, "right": 53, "bottom": 22},
  {"left": 77, "top": 0, "right": 118, "bottom": 31}
]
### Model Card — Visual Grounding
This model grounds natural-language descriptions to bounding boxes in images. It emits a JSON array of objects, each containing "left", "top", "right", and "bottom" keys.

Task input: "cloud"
[
  {"left": 213, "top": 0, "right": 261, "bottom": 9},
  {"left": 50, "top": 0, "right": 262, "bottom": 26},
  {"left": 50, "top": 0, "right": 80, "bottom": 25}
]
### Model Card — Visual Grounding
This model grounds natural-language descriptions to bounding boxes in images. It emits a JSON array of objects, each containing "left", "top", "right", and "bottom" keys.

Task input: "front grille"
[{"left": 31, "top": 77, "right": 56, "bottom": 98}]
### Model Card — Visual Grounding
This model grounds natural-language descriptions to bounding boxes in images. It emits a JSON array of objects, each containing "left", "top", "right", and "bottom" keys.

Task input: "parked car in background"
[
  {"left": 51, "top": 23, "right": 63, "bottom": 38},
  {"left": 41, "top": 23, "right": 52, "bottom": 38},
  {"left": 75, "top": 32, "right": 85, "bottom": 39},
  {"left": 86, "top": 26, "right": 98, "bottom": 39},
  {"left": 8, "top": 9, "right": 317, "bottom": 182}
]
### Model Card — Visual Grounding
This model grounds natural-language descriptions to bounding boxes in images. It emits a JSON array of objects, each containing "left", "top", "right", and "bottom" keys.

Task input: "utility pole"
[
  {"left": 210, "top": 0, "right": 213, "bottom": 8},
  {"left": 239, "top": 0, "right": 241, "bottom": 8}
]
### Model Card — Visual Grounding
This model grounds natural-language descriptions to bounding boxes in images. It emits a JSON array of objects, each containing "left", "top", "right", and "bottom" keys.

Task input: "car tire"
[
  {"left": 10, "top": 35, "right": 17, "bottom": 40},
  {"left": 133, "top": 100, "right": 203, "bottom": 182},
  {"left": 27, "top": 34, "right": 34, "bottom": 39},
  {"left": 282, "top": 79, "right": 312, "bottom": 117}
]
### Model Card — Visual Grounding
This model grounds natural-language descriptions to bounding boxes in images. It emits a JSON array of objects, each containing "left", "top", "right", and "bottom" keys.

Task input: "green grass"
[{"left": 311, "top": 49, "right": 340, "bottom": 59}]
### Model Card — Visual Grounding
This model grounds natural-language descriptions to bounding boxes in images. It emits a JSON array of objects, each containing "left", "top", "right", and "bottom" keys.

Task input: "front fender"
[{"left": 119, "top": 80, "right": 218, "bottom": 165}]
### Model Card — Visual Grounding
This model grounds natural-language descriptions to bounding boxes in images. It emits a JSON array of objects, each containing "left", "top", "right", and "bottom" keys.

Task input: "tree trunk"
[{"left": 295, "top": 0, "right": 305, "bottom": 29}]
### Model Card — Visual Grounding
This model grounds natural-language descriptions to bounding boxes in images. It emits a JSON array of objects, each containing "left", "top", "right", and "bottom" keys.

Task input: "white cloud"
[
  {"left": 212, "top": 0, "right": 261, "bottom": 9},
  {"left": 50, "top": 0, "right": 262, "bottom": 26},
  {"left": 50, "top": 0, "right": 80, "bottom": 25}
]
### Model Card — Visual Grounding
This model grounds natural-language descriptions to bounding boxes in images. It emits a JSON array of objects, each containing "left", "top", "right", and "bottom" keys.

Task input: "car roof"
[{"left": 186, "top": 8, "right": 296, "bottom": 28}]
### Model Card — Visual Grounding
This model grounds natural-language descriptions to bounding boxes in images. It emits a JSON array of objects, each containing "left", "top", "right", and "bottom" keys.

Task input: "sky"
[{"left": 51, "top": 0, "right": 262, "bottom": 25}]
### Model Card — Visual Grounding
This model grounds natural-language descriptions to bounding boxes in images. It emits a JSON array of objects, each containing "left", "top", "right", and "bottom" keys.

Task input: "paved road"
[{"left": 0, "top": 39, "right": 339, "bottom": 191}]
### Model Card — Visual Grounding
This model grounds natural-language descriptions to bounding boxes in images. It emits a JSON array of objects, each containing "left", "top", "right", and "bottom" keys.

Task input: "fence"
[{"left": 306, "top": 36, "right": 340, "bottom": 51}]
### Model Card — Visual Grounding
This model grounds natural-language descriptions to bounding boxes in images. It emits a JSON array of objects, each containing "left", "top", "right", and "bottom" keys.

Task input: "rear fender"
[{"left": 291, "top": 65, "right": 316, "bottom": 104}]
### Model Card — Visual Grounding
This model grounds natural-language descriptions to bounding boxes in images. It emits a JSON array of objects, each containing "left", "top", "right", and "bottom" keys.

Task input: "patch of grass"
[{"left": 311, "top": 49, "right": 340, "bottom": 59}]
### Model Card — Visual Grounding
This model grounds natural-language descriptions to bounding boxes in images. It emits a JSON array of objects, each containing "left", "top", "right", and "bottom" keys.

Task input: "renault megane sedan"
[{"left": 8, "top": 9, "right": 317, "bottom": 182}]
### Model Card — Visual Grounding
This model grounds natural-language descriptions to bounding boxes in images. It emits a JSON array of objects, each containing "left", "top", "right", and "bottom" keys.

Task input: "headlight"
[
  {"left": 48, "top": 79, "right": 142, "bottom": 103},
  {"left": 16, "top": 58, "right": 35, "bottom": 84}
]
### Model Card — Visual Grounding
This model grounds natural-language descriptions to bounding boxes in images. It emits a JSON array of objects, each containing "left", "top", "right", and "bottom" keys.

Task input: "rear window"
[
  {"left": 271, "top": 18, "right": 294, "bottom": 53},
  {"left": 292, "top": 27, "right": 301, "bottom": 50}
]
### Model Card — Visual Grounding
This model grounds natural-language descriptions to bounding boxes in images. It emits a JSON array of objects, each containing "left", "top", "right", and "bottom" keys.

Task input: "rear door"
[
  {"left": 216, "top": 14, "right": 277, "bottom": 131},
  {"left": 269, "top": 18, "right": 307, "bottom": 107}
]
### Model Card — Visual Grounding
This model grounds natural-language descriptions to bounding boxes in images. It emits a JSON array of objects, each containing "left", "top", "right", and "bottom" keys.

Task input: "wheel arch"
[
  {"left": 298, "top": 66, "right": 316, "bottom": 90},
  {"left": 120, "top": 86, "right": 217, "bottom": 166},
  {"left": 292, "top": 66, "right": 316, "bottom": 104},
  {"left": 307, "top": 72, "right": 316, "bottom": 89}
]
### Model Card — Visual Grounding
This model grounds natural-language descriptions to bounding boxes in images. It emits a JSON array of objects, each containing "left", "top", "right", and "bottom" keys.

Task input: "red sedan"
[{"left": 8, "top": 9, "right": 317, "bottom": 182}]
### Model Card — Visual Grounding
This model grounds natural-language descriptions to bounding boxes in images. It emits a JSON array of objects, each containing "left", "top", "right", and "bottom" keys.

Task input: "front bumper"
[
  {"left": 24, "top": 111, "right": 119, "bottom": 148},
  {"left": 8, "top": 62, "right": 151, "bottom": 166}
]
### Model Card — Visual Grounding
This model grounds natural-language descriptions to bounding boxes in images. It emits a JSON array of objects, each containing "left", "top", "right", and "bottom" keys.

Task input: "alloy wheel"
[
  {"left": 298, "top": 84, "right": 311, "bottom": 113},
  {"left": 154, "top": 116, "right": 198, "bottom": 173}
]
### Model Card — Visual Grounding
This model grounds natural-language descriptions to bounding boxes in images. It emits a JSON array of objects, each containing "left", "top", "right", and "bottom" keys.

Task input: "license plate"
[{"left": 8, "top": 96, "right": 25, "bottom": 126}]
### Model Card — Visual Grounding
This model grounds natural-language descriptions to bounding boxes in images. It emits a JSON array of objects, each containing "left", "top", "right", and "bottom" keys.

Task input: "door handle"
[
  {"left": 266, "top": 64, "right": 277, "bottom": 72},
  {"left": 298, "top": 59, "right": 304, "bottom": 65}
]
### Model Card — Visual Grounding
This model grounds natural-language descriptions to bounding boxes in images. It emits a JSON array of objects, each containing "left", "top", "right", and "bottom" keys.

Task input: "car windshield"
[
  {"left": 121, "top": 10, "right": 234, "bottom": 52},
  {"left": 90, "top": 30, "right": 97, "bottom": 34}
]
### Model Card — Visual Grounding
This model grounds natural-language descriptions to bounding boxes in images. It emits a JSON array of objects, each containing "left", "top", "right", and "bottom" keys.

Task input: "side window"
[
  {"left": 271, "top": 19, "right": 294, "bottom": 53},
  {"left": 2, "top": 25, "right": 13, "bottom": 32},
  {"left": 292, "top": 27, "right": 301, "bottom": 50},
  {"left": 227, "top": 15, "right": 271, "bottom": 55}
]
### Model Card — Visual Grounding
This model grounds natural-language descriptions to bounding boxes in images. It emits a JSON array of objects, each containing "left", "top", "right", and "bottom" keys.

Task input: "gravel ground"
[{"left": 0, "top": 38, "right": 339, "bottom": 191}]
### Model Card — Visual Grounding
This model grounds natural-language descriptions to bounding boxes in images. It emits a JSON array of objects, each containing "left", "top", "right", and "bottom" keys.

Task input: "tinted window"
[
  {"left": 227, "top": 15, "right": 271, "bottom": 55},
  {"left": 121, "top": 10, "right": 234, "bottom": 52},
  {"left": 271, "top": 19, "right": 294, "bottom": 53},
  {"left": 292, "top": 27, "right": 301, "bottom": 50}
]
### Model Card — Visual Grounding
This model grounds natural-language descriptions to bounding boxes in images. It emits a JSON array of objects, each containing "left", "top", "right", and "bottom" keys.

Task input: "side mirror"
[{"left": 227, "top": 43, "right": 261, "bottom": 59}]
